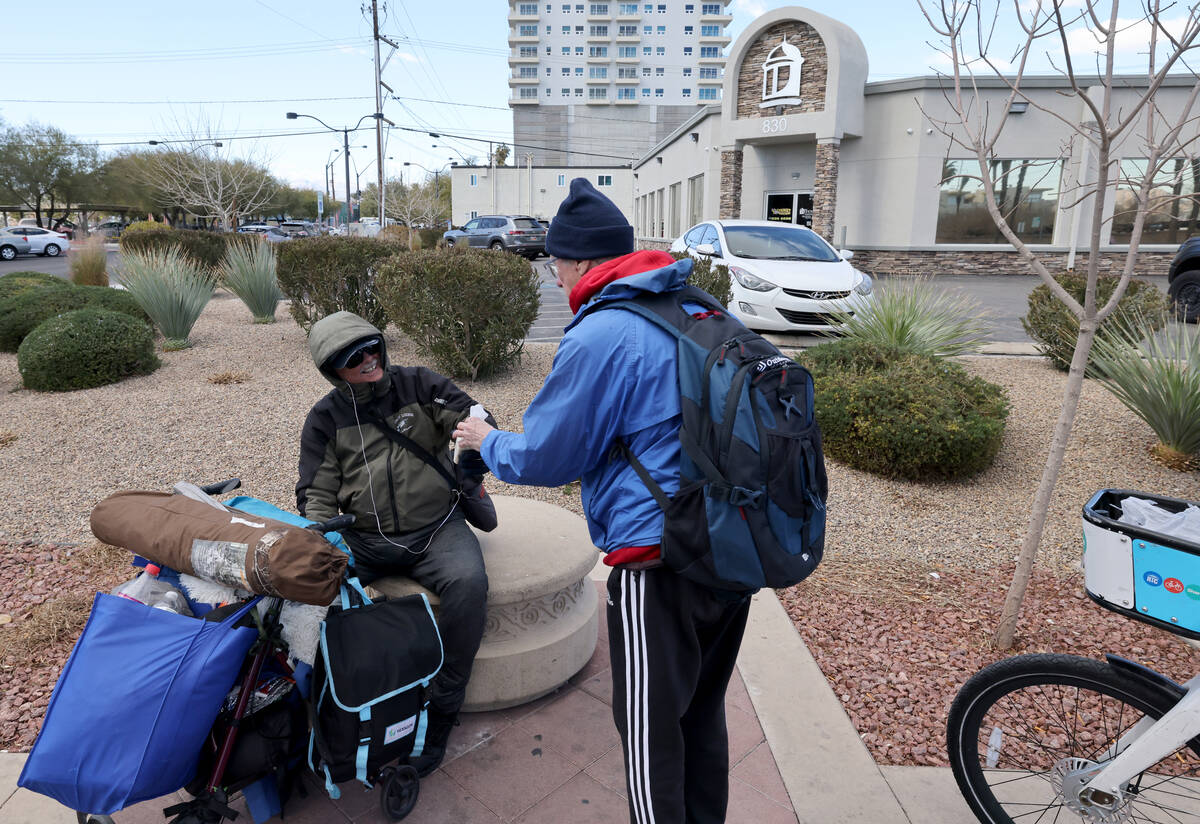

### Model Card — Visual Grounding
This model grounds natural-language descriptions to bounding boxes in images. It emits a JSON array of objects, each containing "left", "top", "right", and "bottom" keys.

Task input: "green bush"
[
  {"left": 0, "top": 284, "right": 149, "bottom": 352},
  {"left": 1022, "top": 273, "right": 1171, "bottom": 372},
  {"left": 800, "top": 339, "right": 1010, "bottom": 481},
  {"left": 670, "top": 252, "right": 732, "bottom": 307},
  {"left": 376, "top": 246, "right": 540, "bottom": 380},
  {"left": 119, "top": 225, "right": 228, "bottom": 271},
  {"left": 0, "top": 271, "right": 70, "bottom": 302},
  {"left": 117, "top": 246, "right": 215, "bottom": 350},
  {"left": 276, "top": 236, "right": 406, "bottom": 332},
  {"left": 219, "top": 238, "right": 282, "bottom": 323},
  {"left": 121, "top": 220, "right": 164, "bottom": 235},
  {"left": 18, "top": 308, "right": 159, "bottom": 392}
]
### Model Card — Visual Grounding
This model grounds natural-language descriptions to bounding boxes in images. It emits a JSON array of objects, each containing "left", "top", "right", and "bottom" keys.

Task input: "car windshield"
[
  {"left": 513, "top": 218, "right": 541, "bottom": 230},
  {"left": 722, "top": 225, "right": 839, "bottom": 262}
]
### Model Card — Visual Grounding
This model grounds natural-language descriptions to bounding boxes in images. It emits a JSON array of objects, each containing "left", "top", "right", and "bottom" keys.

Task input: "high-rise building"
[{"left": 508, "top": 0, "right": 731, "bottom": 166}]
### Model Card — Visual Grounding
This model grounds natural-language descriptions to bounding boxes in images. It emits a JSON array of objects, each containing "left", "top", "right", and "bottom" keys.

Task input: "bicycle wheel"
[{"left": 947, "top": 653, "right": 1200, "bottom": 823}]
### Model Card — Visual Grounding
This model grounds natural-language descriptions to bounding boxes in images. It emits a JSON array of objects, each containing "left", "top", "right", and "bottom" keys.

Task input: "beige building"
[{"left": 448, "top": 164, "right": 633, "bottom": 225}]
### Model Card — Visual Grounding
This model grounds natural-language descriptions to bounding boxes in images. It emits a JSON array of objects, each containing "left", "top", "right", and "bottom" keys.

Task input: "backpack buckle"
[{"left": 728, "top": 486, "right": 764, "bottom": 509}]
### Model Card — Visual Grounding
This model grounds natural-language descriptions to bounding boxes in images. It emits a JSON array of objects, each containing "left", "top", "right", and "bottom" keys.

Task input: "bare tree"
[
  {"left": 140, "top": 147, "right": 277, "bottom": 231},
  {"left": 384, "top": 179, "right": 443, "bottom": 248},
  {"left": 920, "top": 0, "right": 1200, "bottom": 649}
]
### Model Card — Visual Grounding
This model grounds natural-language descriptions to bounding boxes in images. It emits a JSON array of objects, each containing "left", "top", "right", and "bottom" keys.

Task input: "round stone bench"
[{"left": 368, "top": 495, "right": 599, "bottom": 712}]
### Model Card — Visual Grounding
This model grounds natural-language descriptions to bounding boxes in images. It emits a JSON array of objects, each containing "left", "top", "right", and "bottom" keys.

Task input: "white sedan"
[
  {"left": 670, "top": 219, "right": 874, "bottom": 333},
  {"left": 4, "top": 226, "right": 71, "bottom": 257}
]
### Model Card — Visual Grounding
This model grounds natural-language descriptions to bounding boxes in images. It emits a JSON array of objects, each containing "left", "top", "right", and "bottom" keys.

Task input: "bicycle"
[{"left": 947, "top": 488, "right": 1200, "bottom": 824}]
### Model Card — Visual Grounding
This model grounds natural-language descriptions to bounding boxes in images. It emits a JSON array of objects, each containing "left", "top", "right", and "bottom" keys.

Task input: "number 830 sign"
[{"left": 761, "top": 117, "right": 788, "bottom": 134}]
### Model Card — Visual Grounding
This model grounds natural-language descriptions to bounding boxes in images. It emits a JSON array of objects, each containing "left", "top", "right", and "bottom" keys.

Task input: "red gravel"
[{"left": 782, "top": 557, "right": 1200, "bottom": 766}]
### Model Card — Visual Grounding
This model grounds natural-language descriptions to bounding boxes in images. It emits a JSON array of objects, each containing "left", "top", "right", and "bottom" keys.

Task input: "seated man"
[{"left": 297, "top": 310, "right": 495, "bottom": 776}]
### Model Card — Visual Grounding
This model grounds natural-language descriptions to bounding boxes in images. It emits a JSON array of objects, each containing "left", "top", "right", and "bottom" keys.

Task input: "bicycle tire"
[{"left": 947, "top": 653, "right": 1200, "bottom": 823}]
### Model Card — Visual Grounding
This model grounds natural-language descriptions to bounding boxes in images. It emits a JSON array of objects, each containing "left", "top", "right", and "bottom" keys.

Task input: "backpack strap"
[
  {"left": 613, "top": 438, "right": 671, "bottom": 511},
  {"left": 364, "top": 413, "right": 459, "bottom": 491}
]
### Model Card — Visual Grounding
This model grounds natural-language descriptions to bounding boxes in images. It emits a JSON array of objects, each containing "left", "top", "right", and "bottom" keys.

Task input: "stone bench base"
[{"left": 369, "top": 495, "right": 599, "bottom": 712}]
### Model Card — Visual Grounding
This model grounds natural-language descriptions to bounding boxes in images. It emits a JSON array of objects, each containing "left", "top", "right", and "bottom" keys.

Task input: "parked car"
[
  {"left": 1167, "top": 237, "right": 1200, "bottom": 322},
  {"left": 91, "top": 220, "right": 126, "bottom": 239},
  {"left": 279, "top": 221, "right": 317, "bottom": 238},
  {"left": 3, "top": 226, "right": 71, "bottom": 257},
  {"left": 669, "top": 219, "right": 874, "bottom": 333},
  {"left": 0, "top": 231, "right": 33, "bottom": 261},
  {"left": 443, "top": 215, "right": 545, "bottom": 260},
  {"left": 236, "top": 224, "right": 272, "bottom": 235}
]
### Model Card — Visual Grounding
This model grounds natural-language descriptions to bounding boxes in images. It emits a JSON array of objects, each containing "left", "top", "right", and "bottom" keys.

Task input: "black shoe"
[{"left": 409, "top": 709, "right": 458, "bottom": 777}]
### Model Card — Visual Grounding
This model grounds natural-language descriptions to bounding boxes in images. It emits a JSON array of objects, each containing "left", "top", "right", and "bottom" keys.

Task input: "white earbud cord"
[{"left": 347, "top": 385, "right": 461, "bottom": 556}]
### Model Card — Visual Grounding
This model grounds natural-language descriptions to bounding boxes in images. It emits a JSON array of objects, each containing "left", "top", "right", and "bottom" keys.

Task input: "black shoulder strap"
[{"left": 365, "top": 414, "right": 459, "bottom": 490}]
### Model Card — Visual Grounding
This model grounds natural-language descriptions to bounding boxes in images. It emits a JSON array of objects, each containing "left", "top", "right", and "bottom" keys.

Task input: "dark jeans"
[
  {"left": 607, "top": 566, "right": 751, "bottom": 824},
  {"left": 343, "top": 514, "right": 488, "bottom": 716}
]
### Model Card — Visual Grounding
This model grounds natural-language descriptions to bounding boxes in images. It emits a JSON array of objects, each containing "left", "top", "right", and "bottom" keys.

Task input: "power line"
[{"left": 0, "top": 96, "right": 376, "bottom": 106}]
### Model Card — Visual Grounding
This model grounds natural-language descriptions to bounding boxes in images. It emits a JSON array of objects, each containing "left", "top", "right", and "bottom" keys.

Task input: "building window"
[
  {"left": 684, "top": 25, "right": 693, "bottom": 34},
  {"left": 519, "top": 87, "right": 539, "bottom": 98},
  {"left": 701, "top": 24, "right": 721, "bottom": 35},
  {"left": 698, "top": 87, "right": 718, "bottom": 100},
  {"left": 699, "top": 67, "right": 719, "bottom": 78},
  {"left": 588, "top": 87, "right": 608, "bottom": 99},
  {"left": 642, "top": 87, "right": 650, "bottom": 97},
  {"left": 562, "top": 24, "right": 571, "bottom": 33},
  {"left": 576, "top": 3, "right": 584, "bottom": 10},
  {"left": 562, "top": 67, "right": 571, "bottom": 75},
  {"left": 469, "top": 174, "right": 478, "bottom": 186},
  {"left": 575, "top": 66, "right": 584, "bottom": 75},
  {"left": 700, "top": 46, "right": 720, "bottom": 58},
  {"left": 562, "top": 3, "right": 570, "bottom": 10},
  {"left": 619, "top": 66, "right": 637, "bottom": 78},
  {"left": 520, "top": 46, "right": 538, "bottom": 56},
  {"left": 575, "top": 87, "right": 584, "bottom": 96},
  {"left": 545, "top": 3, "right": 552, "bottom": 11},
  {"left": 619, "top": 24, "right": 637, "bottom": 35},
  {"left": 682, "top": 87, "right": 691, "bottom": 97},
  {"left": 546, "top": 46, "right": 552, "bottom": 54},
  {"left": 590, "top": 24, "right": 608, "bottom": 35},
  {"left": 546, "top": 87, "right": 552, "bottom": 95},
  {"left": 470, "top": 210, "right": 479, "bottom": 219},
  {"left": 656, "top": 46, "right": 665, "bottom": 55},
  {"left": 643, "top": 66, "right": 652, "bottom": 76},
  {"left": 642, "top": 46, "right": 651, "bottom": 55},
  {"left": 655, "top": 66, "right": 664, "bottom": 76},
  {"left": 519, "top": 24, "right": 537, "bottom": 35},
  {"left": 545, "top": 67, "right": 552, "bottom": 75},
  {"left": 519, "top": 66, "right": 539, "bottom": 77},
  {"left": 618, "top": 87, "right": 636, "bottom": 99},
  {"left": 598, "top": 175, "right": 613, "bottom": 186},
  {"left": 562, "top": 46, "right": 570, "bottom": 54},
  {"left": 683, "top": 46, "right": 692, "bottom": 55},
  {"left": 576, "top": 24, "right": 584, "bottom": 32},
  {"left": 590, "top": 66, "right": 608, "bottom": 78},
  {"left": 655, "top": 87, "right": 663, "bottom": 97},
  {"left": 643, "top": 25, "right": 652, "bottom": 34},
  {"left": 1111, "top": 157, "right": 1200, "bottom": 244},
  {"left": 683, "top": 67, "right": 692, "bottom": 76},
  {"left": 519, "top": 3, "right": 538, "bottom": 14},
  {"left": 619, "top": 3, "right": 638, "bottom": 13},
  {"left": 562, "top": 87, "right": 570, "bottom": 96},
  {"left": 643, "top": 4, "right": 652, "bottom": 12},
  {"left": 546, "top": 25, "right": 553, "bottom": 33},
  {"left": 701, "top": 3, "right": 721, "bottom": 13},
  {"left": 590, "top": 3, "right": 609, "bottom": 13},
  {"left": 937, "top": 159, "right": 1063, "bottom": 243},
  {"left": 589, "top": 46, "right": 608, "bottom": 56},
  {"left": 657, "top": 3, "right": 666, "bottom": 12},
  {"left": 619, "top": 46, "right": 636, "bottom": 56},
  {"left": 685, "top": 3, "right": 694, "bottom": 10},
  {"left": 575, "top": 46, "right": 584, "bottom": 54},
  {"left": 657, "top": 25, "right": 666, "bottom": 34}
]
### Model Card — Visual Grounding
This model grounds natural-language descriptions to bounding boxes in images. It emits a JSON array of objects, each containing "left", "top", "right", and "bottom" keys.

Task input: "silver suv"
[{"left": 443, "top": 215, "right": 546, "bottom": 260}]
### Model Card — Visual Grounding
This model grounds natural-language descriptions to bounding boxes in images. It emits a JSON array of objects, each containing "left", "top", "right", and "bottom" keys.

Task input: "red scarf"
[{"left": 567, "top": 250, "right": 677, "bottom": 313}]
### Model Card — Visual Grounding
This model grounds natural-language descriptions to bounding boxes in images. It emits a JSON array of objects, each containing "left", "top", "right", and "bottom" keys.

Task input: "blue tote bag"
[{"left": 18, "top": 593, "right": 261, "bottom": 814}]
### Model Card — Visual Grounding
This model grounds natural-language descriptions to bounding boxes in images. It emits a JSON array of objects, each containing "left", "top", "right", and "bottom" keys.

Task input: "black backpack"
[
  {"left": 307, "top": 582, "right": 443, "bottom": 796},
  {"left": 586, "top": 284, "right": 828, "bottom": 593}
]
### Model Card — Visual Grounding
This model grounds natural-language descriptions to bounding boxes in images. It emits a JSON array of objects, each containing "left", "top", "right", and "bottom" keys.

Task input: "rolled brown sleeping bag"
[{"left": 91, "top": 491, "right": 347, "bottom": 606}]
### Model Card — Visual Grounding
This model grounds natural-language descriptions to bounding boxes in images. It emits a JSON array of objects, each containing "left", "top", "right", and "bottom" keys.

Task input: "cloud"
[{"left": 732, "top": 0, "right": 767, "bottom": 19}]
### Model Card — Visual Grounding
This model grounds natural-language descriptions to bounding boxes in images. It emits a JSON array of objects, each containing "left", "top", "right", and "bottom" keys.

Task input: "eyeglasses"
[
  {"left": 549, "top": 257, "right": 576, "bottom": 279},
  {"left": 342, "top": 343, "right": 380, "bottom": 369}
]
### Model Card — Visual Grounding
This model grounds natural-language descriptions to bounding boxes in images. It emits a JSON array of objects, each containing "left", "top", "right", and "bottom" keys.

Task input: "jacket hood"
[
  {"left": 308, "top": 311, "right": 391, "bottom": 389},
  {"left": 565, "top": 252, "right": 693, "bottom": 333}
]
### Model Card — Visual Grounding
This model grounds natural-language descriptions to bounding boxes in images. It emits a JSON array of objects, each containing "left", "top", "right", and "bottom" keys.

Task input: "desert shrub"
[
  {"left": 800, "top": 339, "right": 1010, "bottom": 481},
  {"left": 1022, "top": 273, "right": 1171, "bottom": 372},
  {"left": 0, "top": 271, "right": 70, "bottom": 302},
  {"left": 121, "top": 220, "right": 164, "bottom": 236},
  {"left": 219, "top": 238, "right": 282, "bottom": 323},
  {"left": 119, "top": 225, "right": 228, "bottom": 270},
  {"left": 418, "top": 228, "right": 442, "bottom": 249},
  {"left": 828, "top": 275, "right": 991, "bottom": 357},
  {"left": 1090, "top": 310, "right": 1200, "bottom": 470},
  {"left": 17, "top": 308, "right": 159, "bottom": 392},
  {"left": 376, "top": 245, "right": 540, "bottom": 380},
  {"left": 275, "top": 236, "right": 405, "bottom": 332},
  {"left": 0, "top": 284, "right": 149, "bottom": 352},
  {"left": 117, "top": 246, "right": 215, "bottom": 350},
  {"left": 670, "top": 252, "right": 732, "bottom": 307},
  {"left": 69, "top": 234, "right": 109, "bottom": 286}
]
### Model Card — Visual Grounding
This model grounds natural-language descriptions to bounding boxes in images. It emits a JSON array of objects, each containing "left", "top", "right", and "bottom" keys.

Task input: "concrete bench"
[{"left": 369, "top": 495, "right": 599, "bottom": 712}]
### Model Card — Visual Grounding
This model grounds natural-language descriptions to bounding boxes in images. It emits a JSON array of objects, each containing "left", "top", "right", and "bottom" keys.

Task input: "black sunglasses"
[{"left": 343, "top": 343, "right": 381, "bottom": 369}]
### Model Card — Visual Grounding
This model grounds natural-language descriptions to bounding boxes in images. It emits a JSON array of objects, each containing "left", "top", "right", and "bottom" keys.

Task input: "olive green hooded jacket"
[{"left": 296, "top": 311, "right": 491, "bottom": 534}]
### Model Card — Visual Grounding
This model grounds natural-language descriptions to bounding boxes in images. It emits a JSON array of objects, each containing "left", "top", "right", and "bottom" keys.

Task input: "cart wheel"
[
  {"left": 379, "top": 764, "right": 420, "bottom": 821},
  {"left": 77, "top": 815, "right": 116, "bottom": 824}
]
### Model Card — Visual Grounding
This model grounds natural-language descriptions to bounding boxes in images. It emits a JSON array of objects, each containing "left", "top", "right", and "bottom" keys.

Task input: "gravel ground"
[{"left": 1, "top": 293, "right": 1198, "bottom": 757}]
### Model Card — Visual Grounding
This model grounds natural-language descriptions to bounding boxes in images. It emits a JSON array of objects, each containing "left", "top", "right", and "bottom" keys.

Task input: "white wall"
[{"left": 449, "top": 165, "right": 634, "bottom": 226}]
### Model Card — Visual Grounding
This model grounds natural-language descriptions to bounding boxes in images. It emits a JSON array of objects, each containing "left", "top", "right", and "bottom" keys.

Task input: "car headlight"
[
  {"left": 730, "top": 266, "right": 778, "bottom": 292},
  {"left": 853, "top": 271, "right": 874, "bottom": 296}
]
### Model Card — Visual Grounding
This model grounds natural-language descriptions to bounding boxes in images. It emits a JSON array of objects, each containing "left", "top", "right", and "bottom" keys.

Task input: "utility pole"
[{"left": 368, "top": 0, "right": 398, "bottom": 224}]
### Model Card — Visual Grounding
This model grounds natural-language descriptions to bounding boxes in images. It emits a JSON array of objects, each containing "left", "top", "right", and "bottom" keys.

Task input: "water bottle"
[
  {"left": 151, "top": 589, "right": 194, "bottom": 616},
  {"left": 114, "top": 563, "right": 170, "bottom": 605}
]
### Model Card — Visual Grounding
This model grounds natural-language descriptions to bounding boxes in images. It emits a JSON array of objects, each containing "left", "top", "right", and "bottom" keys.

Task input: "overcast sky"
[{"left": 1, "top": 1, "right": 1180, "bottom": 194}]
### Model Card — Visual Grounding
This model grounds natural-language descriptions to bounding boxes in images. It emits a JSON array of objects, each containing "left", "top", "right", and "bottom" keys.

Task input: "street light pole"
[{"left": 287, "top": 111, "right": 382, "bottom": 226}]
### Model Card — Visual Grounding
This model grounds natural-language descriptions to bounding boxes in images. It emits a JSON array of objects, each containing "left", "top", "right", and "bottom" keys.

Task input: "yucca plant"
[
  {"left": 1090, "top": 311, "right": 1200, "bottom": 470},
  {"left": 219, "top": 238, "right": 282, "bottom": 323},
  {"left": 116, "top": 246, "right": 215, "bottom": 350},
  {"left": 826, "top": 275, "right": 991, "bottom": 358},
  {"left": 68, "top": 234, "right": 109, "bottom": 286}
]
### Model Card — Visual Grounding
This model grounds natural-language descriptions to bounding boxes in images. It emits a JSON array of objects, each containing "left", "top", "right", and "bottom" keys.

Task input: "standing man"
[
  {"left": 454, "top": 178, "right": 751, "bottom": 823},
  {"left": 298, "top": 310, "right": 495, "bottom": 776}
]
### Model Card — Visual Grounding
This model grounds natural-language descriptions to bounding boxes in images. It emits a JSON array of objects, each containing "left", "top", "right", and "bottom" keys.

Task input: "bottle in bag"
[
  {"left": 113, "top": 563, "right": 173, "bottom": 606},
  {"left": 151, "top": 588, "right": 194, "bottom": 616}
]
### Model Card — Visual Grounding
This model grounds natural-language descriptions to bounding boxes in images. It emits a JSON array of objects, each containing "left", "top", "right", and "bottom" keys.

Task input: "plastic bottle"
[
  {"left": 113, "top": 564, "right": 173, "bottom": 606},
  {"left": 151, "top": 588, "right": 194, "bottom": 616}
]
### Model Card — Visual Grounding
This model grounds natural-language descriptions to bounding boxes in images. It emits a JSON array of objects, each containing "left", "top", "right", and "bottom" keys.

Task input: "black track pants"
[{"left": 607, "top": 567, "right": 751, "bottom": 824}]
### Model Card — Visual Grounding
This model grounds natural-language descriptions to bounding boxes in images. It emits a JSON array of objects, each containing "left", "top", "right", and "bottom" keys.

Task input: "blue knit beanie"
[{"left": 545, "top": 177, "right": 634, "bottom": 261}]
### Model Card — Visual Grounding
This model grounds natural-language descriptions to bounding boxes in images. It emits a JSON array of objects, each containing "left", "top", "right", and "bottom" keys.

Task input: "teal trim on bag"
[
  {"left": 356, "top": 705, "right": 372, "bottom": 785},
  {"left": 411, "top": 706, "right": 428, "bottom": 757},
  {"left": 318, "top": 593, "right": 444, "bottom": 713}
]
